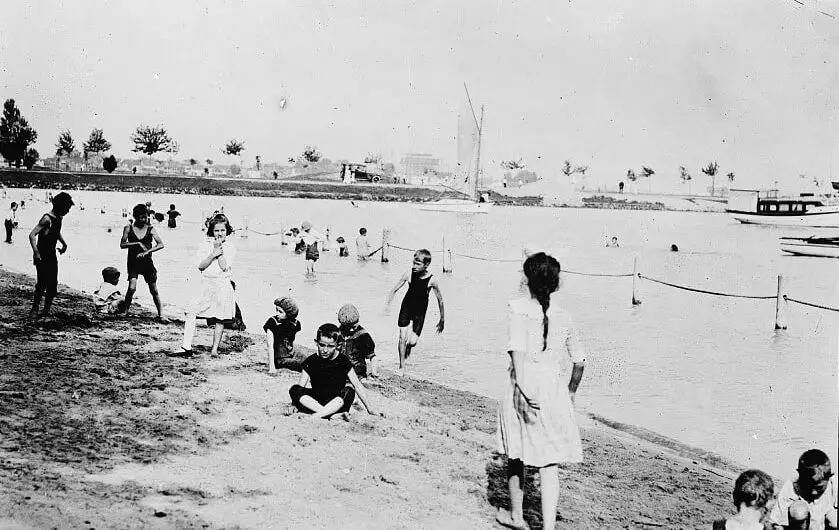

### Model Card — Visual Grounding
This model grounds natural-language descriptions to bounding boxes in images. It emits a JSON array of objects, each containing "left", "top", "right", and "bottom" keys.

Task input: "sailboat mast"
[{"left": 474, "top": 105, "right": 484, "bottom": 200}]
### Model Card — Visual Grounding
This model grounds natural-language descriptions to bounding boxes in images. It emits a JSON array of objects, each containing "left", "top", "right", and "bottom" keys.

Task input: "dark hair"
[
  {"left": 52, "top": 192, "right": 74, "bottom": 212},
  {"left": 523, "top": 252, "right": 561, "bottom": 351},
  {"left": 206, "top": 215, "right": 234, "bottom": 237},
  {"left": 132, "top": 203, "right": 147, "bottom": 218},
  {"left": 359, "top": 227, "right": 367, "bottom": 235},
  {"left": 316, "top": 323, "right": 341, "bottom": 343},
  {"left": 11, "top": 202, "right": 17, "bottom": 208},
  {"left": 415, "top": 248, "right": 432, "bottom": 265},
  {"left": 798, "top": 449, "right": 832, "bottom": 475},
  {"left": 732, "top": 469, "right": 775, "bottom": 508},
  {"left": 169, "top": 204, "right": 176, "bottom": 210}
]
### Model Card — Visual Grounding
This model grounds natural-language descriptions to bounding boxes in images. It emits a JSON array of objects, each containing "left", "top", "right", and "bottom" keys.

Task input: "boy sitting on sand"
[
  {"left": 288, "top": 323, "right": 378, "bottom": 419},
  {"left": 713, "top": 469, "right": 775, "bottom": 530},
  {"left": 337, "top": 304, "right": 376, "bottom": 378},
  {"left": 265, "top": 296, "right": 307, "bottom": 372},
  {"left": 93, "top": 266, "right": 126, "bottom": 314},
  {"left": 769, "top": 449, "right": 837, "bottom": 530}
]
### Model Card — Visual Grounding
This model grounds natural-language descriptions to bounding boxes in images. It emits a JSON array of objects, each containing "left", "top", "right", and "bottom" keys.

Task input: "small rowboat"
[{"left": 780, "top": 236, "right": 839, "bottom": 258}]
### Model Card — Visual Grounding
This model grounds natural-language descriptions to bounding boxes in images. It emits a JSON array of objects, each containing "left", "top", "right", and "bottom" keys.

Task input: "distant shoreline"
[{"left": 0, "top": 169, "right": 722, "bottom": 212}]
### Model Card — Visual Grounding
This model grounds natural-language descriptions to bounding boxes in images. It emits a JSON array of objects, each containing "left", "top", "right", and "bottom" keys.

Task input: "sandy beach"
[{"left": 0, "top": 265, "right": 745, "bottom": 529}]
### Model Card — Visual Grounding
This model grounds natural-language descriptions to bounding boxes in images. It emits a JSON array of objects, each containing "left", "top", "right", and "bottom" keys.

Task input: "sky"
[{"left": 1, "top": 0, "right": 837, "bottom": 190}]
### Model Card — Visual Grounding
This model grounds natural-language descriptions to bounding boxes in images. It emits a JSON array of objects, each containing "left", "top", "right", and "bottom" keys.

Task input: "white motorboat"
[
  {"left": 780, "top": 236, "right": 839, "bottom": 258},
  {"left": 727, "top": 189, "right": 839, "bottom": 228},
  {"left": 417, "top": 198, "right": 493, "bottom": 214}
]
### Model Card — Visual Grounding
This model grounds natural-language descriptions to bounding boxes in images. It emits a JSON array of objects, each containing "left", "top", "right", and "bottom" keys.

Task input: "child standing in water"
[
  {"left": 166, "top": 204, "right": 180, "bottom": 229},
  {"left": 495, "top": 252, "right": 586, "bottom": 530},
  {"left": 356, "top": 227, "right": 371, "bottom": 260},
  {"left": 385, "top": 249, "right": 445, "bottom": 376},
  {"left": 120, "top": 203, "right": 166, "bottom": 319},
  {"left": 28, "top": 192, "right": 74, "bottom": 317},
  {"left": 300, "top": 221, "right": 325, "bottom": 275}
]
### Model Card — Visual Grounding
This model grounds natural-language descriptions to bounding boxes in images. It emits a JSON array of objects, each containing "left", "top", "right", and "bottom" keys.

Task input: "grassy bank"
[
  {"left": 0, "top": 169, "right": 543, "bottom": 206},
  {"left": 0, "top": 266, "right": 738, "bottom": 529}
]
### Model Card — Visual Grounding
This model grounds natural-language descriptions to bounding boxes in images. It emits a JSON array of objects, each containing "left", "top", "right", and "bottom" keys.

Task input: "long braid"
[{"left": 523, "top": 252, "right": 561, "bottom": 352}]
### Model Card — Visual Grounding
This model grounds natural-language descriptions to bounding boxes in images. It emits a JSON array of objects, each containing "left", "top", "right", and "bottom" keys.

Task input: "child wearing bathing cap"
[
  {"left": 264, "top": 296, "right": 305, "bottom": 372},
  {"left": 338, "top": 303, "right": 376, "bottom": 378}
]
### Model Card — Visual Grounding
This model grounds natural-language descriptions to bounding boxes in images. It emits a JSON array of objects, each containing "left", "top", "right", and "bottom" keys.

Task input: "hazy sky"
[{"left": 1, "top": 0, "right": 836, "bottom": 189}]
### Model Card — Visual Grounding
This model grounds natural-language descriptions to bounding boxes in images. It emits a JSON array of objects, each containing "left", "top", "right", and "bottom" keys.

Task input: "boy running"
[
  {"left": 28, "top": 192, "right": 74, "bottom": 317},
  {"left": 386, "top": 249, "right": 445, "bottom": 376}
]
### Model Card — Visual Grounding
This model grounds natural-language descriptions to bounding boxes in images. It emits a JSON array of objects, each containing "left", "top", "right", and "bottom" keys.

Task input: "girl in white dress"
[
  {"left": 174, "top": 215, "right": 237, "bottom": 357},
  {"left": 496, "top": 252, "right": 587, "bottom": 530}
]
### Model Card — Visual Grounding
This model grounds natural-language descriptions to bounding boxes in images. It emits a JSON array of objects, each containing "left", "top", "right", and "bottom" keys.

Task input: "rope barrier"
[
  {"left": 638, "top": 274, "right": 776, "bottom": 300},
  {"left": 390, "top": 243, "right": 443, "bottom": 253},
  {"left": 452, "top": 252, "right": 521, "bottom": 263},
  {"left": 563, "top": 270, "right": 635, "bottom": 278},
  {"left": 784, "top": 295, "right": 839, "bottom": 313}
]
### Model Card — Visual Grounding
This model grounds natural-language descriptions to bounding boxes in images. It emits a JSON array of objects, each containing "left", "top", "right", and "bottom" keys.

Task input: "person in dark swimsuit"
[
  {"left": 166, "top": 204, "right": 181, "bottom": 228},
  {"left": 120, "top": 203, "right": 166, "bottom": 319},
  {"left": 28, "top": 192, "right": 74, "bottom": 317},
  {"left": 386, "top": 249, "right": 445, "bottom": 376}
]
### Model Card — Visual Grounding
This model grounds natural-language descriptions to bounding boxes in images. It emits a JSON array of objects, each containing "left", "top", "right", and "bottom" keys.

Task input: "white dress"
[
  {"left": 191, "top": 239, "right": 236, "bottom": 321},
  {"left": 496, "top": 295, "right": 586, "bottom": 467}
]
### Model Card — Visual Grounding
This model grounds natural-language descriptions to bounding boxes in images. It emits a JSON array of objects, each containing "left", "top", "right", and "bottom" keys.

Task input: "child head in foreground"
[
  {"left": 101, "top": 266, "right": 120, "bottom": 286},
  {"left": 724, "top": 469, "right": 775, "bottom": 528},
  {"left": 412, "top": 249, "right": 431, "bottom": 273}
]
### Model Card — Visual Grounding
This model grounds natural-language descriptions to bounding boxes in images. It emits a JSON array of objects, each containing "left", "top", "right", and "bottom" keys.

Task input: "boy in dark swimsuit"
[
  {"left": 386, "top": 249, "right": 445, "bottom": 376},
  {"left": 28, "top": 192, "right": 74, "bottom": 317},
  {"left": 120, "top": 203, "right": 166, "bottom": 319}
]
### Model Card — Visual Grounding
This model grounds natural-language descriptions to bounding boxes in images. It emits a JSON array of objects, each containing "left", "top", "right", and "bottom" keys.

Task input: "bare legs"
[
  {"left": 123, "top": 278, "right": 164, "bottom": 318},
  {"left": 148, "top": 282, "right": 163, "bottom": 318},
  {"left": 297, "top": 395, "right": 344, "bottom": 419},
  {"left": 505, "top": 459, "right": 560, "bottom": 529},
  {"left": 181, "top": 317, "right": 225, "bottom": 356},
  {"left": 397, "top": 326, "right": 418, "bottom": 375},
  {"left": 123, "top": 277, "right": 138, "bottom": 314}
]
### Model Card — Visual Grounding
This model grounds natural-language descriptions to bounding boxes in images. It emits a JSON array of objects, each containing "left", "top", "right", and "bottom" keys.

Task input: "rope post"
[
  {"left": 631, "top": 256, "right": 641, "bottom": 306},
  {"left": 442, "top": 234, "right": 453, "bottom": 273},
  {"left": 774, "top": 274, "right": 787, "bottom": 330},
  {"left": 241, "top": 217, "right": 249, "bottom": 239},
  {"left": 381, "top": 229, "right": 391, "bottom": 263},
  {"left": 280, "top": 220, "right": 286, "bottom": 246}
]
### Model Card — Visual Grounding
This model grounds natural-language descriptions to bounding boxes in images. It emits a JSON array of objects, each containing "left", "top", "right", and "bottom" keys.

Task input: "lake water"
[{"left": 1, "top": 187, "right": 836, "bottom": 479}]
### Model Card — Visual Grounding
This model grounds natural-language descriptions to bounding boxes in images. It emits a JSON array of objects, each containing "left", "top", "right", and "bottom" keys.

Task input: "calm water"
[{"left": 2, "top": 188, "right": 836, "bottom": 478}]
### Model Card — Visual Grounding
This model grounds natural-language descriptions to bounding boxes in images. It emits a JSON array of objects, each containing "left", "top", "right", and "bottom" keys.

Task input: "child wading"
[
  {"left": 495, "top": 251, "right": 586, "bottom": 530},
  {"left": 166, "top": 204, "right": 180, "bottom": 229},
  {"left": 120, "top": 203, "right": 166, "bottom": 319},
  {"left": 288, "top": 323, "right": 378, "bottom": 419},
  {"left": 386, "top": 249, "right": 445, "bottom": 376},
  {"left": 4, "top": 201, "right": 18, "bottom": 243},
  {"left": 28, "top": 192, "right": 74, "bottom": 317},
  {"left": 299, "top": 221, "right": 325, "bottom": 275}
]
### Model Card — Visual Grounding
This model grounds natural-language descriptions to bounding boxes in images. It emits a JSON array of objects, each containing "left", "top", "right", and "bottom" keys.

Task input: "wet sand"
[{"left": 0, "top": 266, "right": 737, "bottom": 529}]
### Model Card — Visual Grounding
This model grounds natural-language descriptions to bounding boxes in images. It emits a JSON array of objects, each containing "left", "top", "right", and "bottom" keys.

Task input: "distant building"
[{"left": 400, "top": 153, "right": 440, "bottom": 179}]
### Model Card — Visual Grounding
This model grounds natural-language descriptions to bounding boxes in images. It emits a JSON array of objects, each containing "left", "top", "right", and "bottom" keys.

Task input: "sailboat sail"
[{"left": 455, "top": 90, "right": 481, "bottom": 201}]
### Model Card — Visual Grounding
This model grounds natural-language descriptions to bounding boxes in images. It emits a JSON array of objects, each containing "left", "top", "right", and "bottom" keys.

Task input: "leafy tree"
[
  {"left": 189, "top": 158, "right": 198, "bottom": 166},
  {"left": 0, "top": 99, "right": 38, "bottom": 167},
  {"left": 55, "top": 130, "right": 75, "bottom": 157},
  {"left": 561, "top": 159, "right": 589, "bottom": 177},
  {"left": 129, "top": 125, "right": 178, "bottom": 156},
  {"left": 229, "top": 164, "right": 241, "bottom": 176},
  {"left": 640, "top": 166, "right": 655, "bottom": 178},
  {"left": 223, "top": 139, "right": 245, "bottom": 156},
  {"left": 727, "top": 172, "right": 735, "bottom": 183},
  {"left": 103, "top": 155, "right": 118, "bottom": 173},
  {"left": 205, "top": 159, "right": 213, "bottom": 165},
  {"left": 626, "top": 169, "right": 637, "bottom": 182},
  {"left": 23, "top": 148, "right": 39, "bottom": 169},
  {"left": 364, "top": 152, "right": 382, "bottom": 164},
  {"left": 501, "top": 158, "right": 525, "bottom": 171},
  {"left": 83, "top": 128, "right": 112, "bottom": 155},
  {"left": 702, "top": 161, "right": 720, "bottom": 196},
  {"left": 302, "top": 145, "right": 321, "bottom": 164},
  {"left": 679, "top": 166, "right": 692, "bottom": 183}
]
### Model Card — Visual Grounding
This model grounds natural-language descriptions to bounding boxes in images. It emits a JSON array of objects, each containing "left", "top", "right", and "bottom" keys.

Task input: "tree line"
[{"left": 0, "top": 98, "right": 325, "bottom": 174}]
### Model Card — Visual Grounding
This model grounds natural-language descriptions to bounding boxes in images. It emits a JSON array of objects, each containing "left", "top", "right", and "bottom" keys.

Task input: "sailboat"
[{"left": 418, "top": 84, "right": 493, "bottom": 214}]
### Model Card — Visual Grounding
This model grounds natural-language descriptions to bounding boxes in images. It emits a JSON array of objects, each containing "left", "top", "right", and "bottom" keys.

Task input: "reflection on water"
[{"left": 1, "top": 188, "right": 836, "bottom": 478}]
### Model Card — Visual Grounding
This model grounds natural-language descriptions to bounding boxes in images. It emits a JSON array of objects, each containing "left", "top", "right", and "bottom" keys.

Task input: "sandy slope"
[{"left": 0, "top": 267, "right": 737, "bottom": 529}]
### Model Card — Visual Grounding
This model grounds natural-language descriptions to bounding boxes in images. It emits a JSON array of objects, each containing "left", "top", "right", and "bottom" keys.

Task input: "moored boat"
[
  {"left": 780, "top": 236, "right": 839, "bottom": 258},
  {"left": 727, "top": 189, "right": 839, "bottom": 228}
]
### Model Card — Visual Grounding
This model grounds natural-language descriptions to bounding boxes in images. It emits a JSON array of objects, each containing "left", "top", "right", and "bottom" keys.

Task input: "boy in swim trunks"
[
  {"left": 386, "top": 249, "right": 445, "bottom": 376},
  {"left": 28, "top": 192, "right": 74, "bottom": 317},
  {"left": 120, "top": 203, "right": 166, "bottom": 319}
]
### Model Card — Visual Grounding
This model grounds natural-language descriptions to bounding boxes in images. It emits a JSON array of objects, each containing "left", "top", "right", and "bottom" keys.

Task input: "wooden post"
[
  {"left": 381, "top": 229, "right": 390, "bottom": 263},
  {"left": 631, "top": 256, "right": 641, "bottom": 306},
  {"left": 241, "top": 217, "right": 249, "bottom": 238},
  {"left": 775, "top": 274, "right": 787, "bottom": 330},
  {"left": 442, "top": 234, "right": 453, "bottom": 273},
  {"left": 280, "top": 219, "right": 286, "bottom": 246}
]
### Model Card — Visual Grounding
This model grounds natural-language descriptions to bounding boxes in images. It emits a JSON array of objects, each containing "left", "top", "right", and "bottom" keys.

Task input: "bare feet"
[{"left": 496, "top": 508, "right": 530, "bottom": 530}]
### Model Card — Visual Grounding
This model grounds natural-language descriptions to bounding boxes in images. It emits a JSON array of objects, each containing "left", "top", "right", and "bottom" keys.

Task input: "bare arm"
[
  {"left": 119, "top": 225, "right": 143, "bottom": 250},
  {"left": 347, "top": 370, "right": 376, "bottom": 415},
  {"left": 296, "top": 370, "right": 310, "bottom": 388},
  {"left": 197, "top": 243, "right": 221, "bottom": 272},
  {"left": 138, "top": 227, "right": 164, "bottom": 258},
  {"left": 431, "top": 279, "right": 445, "bottom": 333},
  {"left": 57, "top": 232, "right": 68, "bottom": 254},
  {"left": 29, "top": 216, "right": 49, "bottom": 262},
  {"left": 386, "top": 272, "right": 409, "bottom": 306}
]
